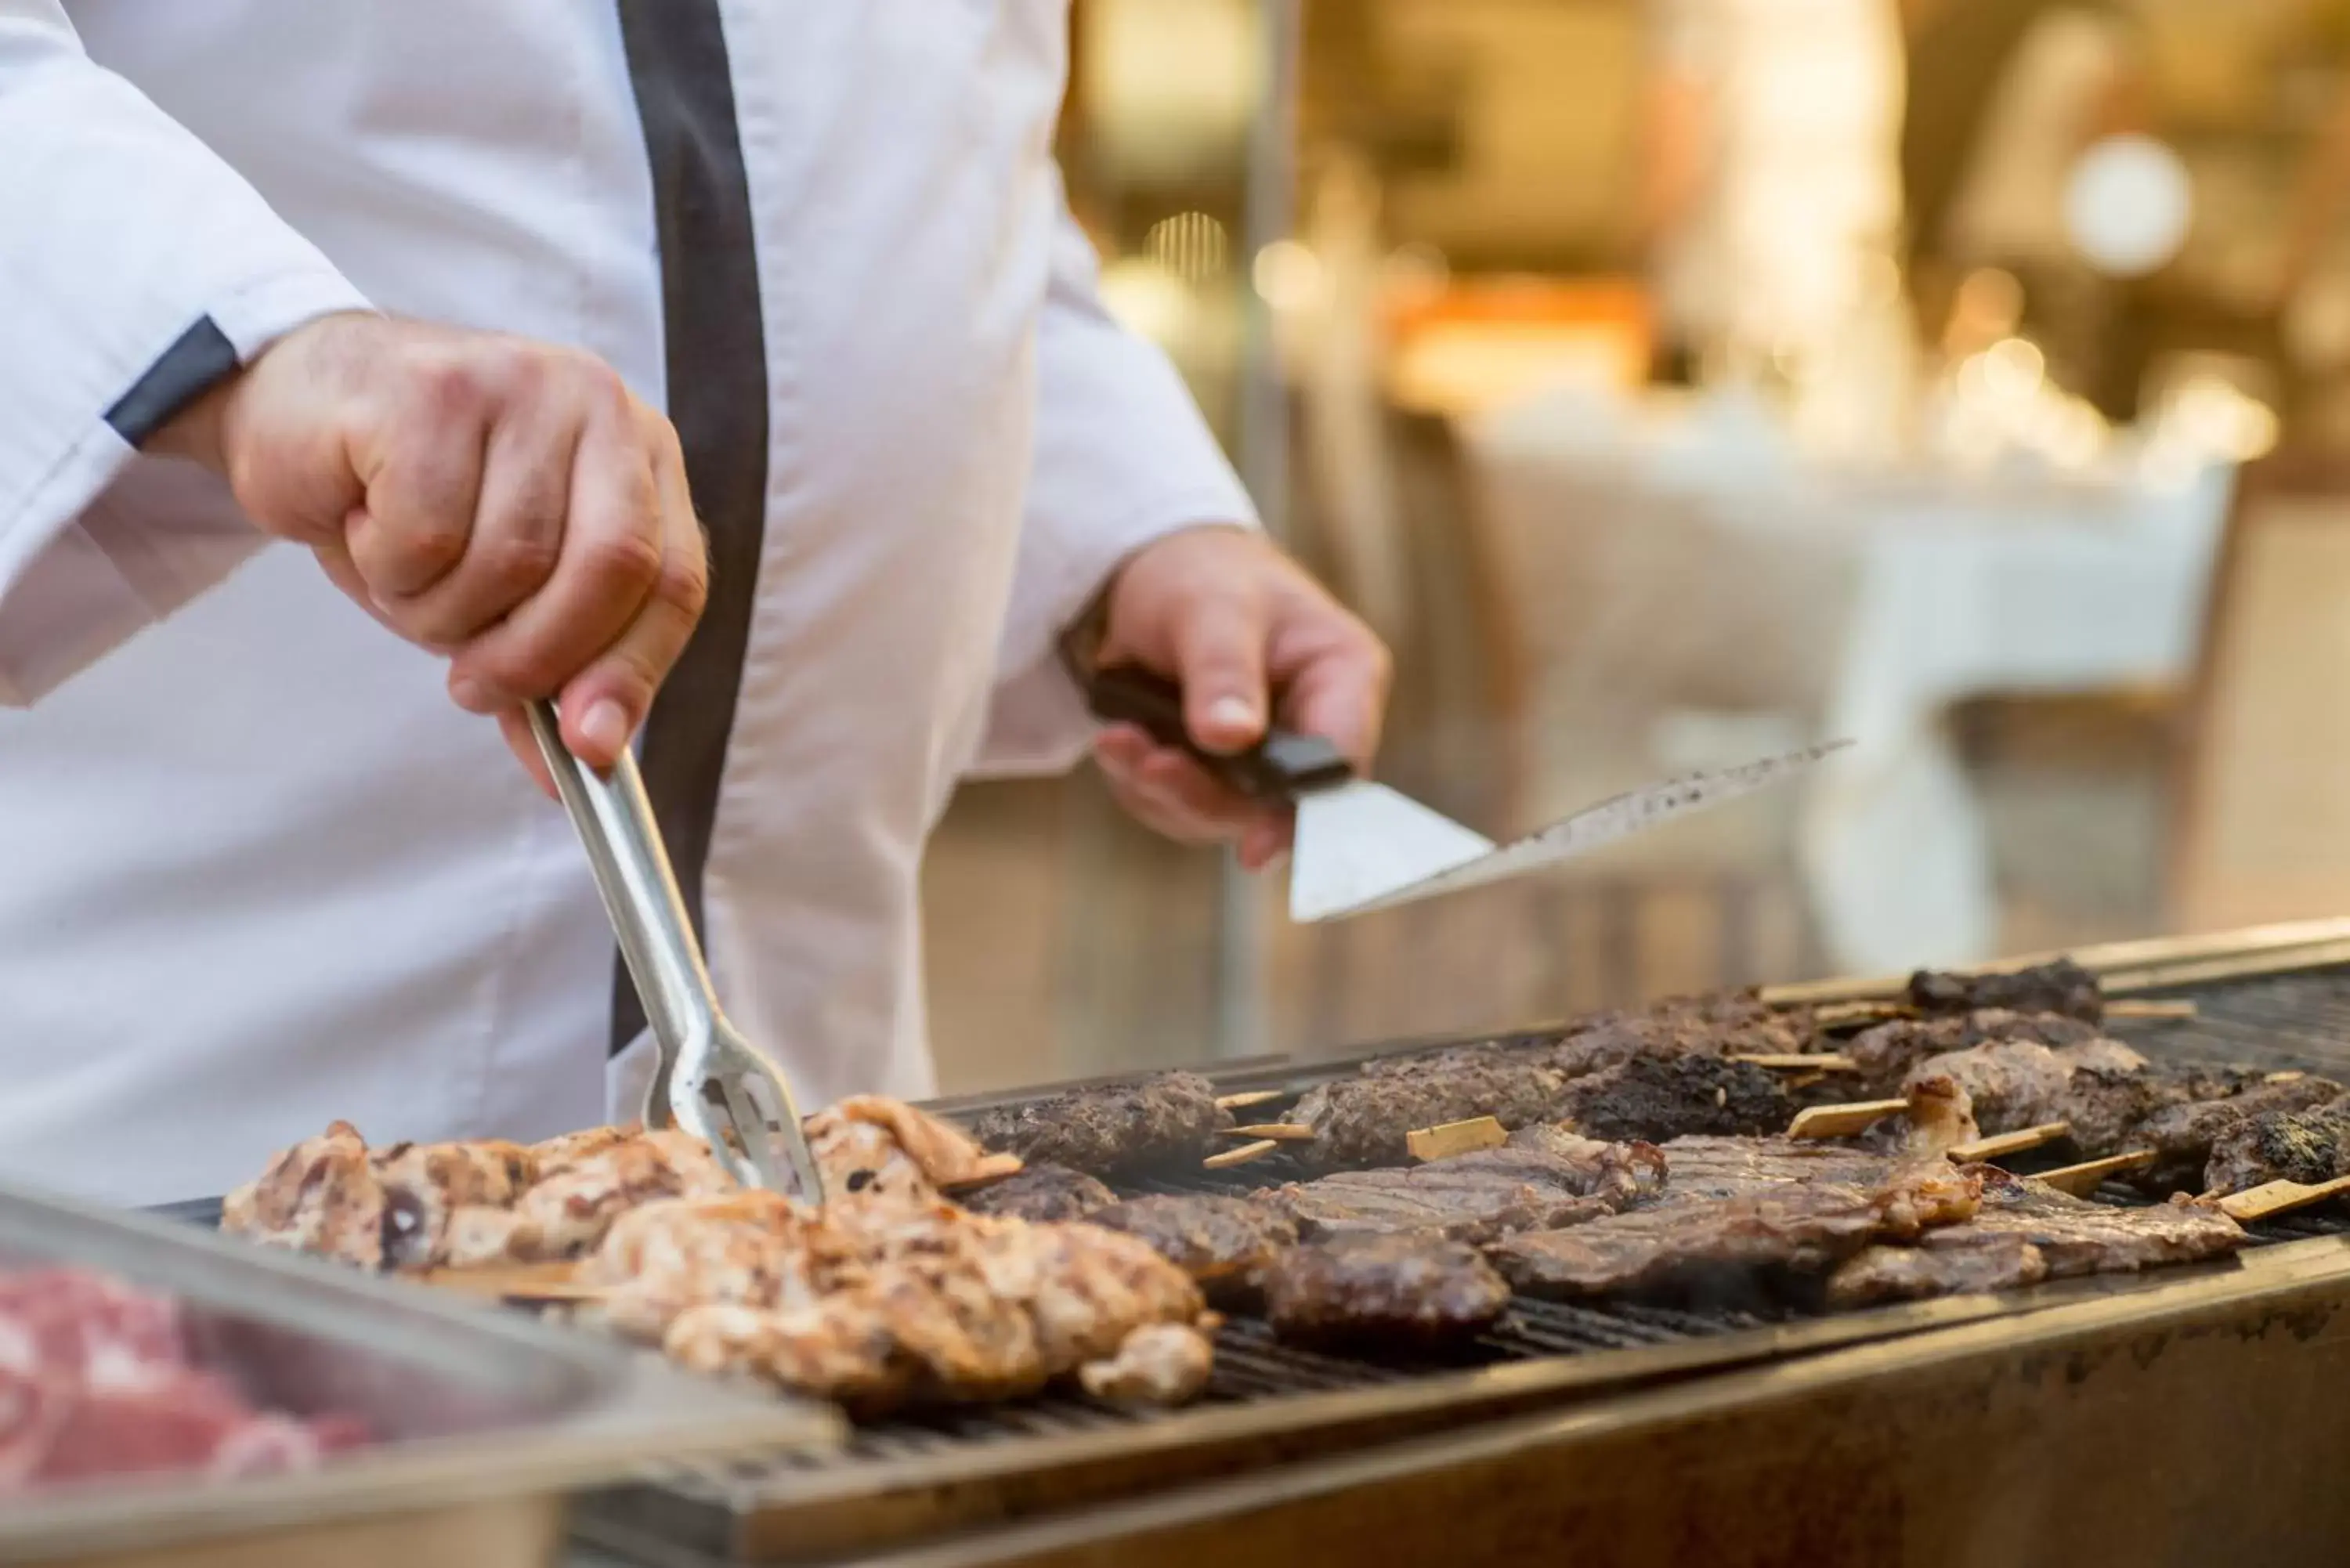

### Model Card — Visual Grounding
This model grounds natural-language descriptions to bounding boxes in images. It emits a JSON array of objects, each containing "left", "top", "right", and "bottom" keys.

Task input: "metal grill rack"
[{"left": 573, "top": 958, "right": 2350, "bottom": 1565}]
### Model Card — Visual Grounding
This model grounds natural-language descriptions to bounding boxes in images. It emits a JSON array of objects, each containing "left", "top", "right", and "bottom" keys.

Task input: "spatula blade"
[{"left": 1288, "top": 782, "right": 1497, "bottom": 923}]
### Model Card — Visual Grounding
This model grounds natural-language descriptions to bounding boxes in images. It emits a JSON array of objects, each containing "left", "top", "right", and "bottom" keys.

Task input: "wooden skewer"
[
  {"left": 1947, "top": 1121, "right": 2072, "bottom": 1164},
  {"left": 2265, "top": 1071, "right": 2308, "bottom": 1085},
  {"left": 1787, "top": 1099, "right": 1911, "bottom": 1140},
  {"left": 2034, "top": 1149, "right": 2157, "bottom": 1198},
  {"left": 2215, "top": 1172, "right": 2350, "bottom": 1224},
  {"left": 1203, "top": 1138, "right": 1280, "bottom": 1169},
  {"left": 1733, "top": 1053, "right": 1860, "bottom": 1073},
  {"left": 1216, "top": 1089, "right": 1285, "bottom": 1111},
  {"left": 1811, "top": 1001, "right": 1911, "bottom": 1028},
  {"left": 2104, "top": 999, "right": 2196, "bottom": 1021},
  {"left": 1221, "top": 1123, "right": 1315, "bottom": 1142},
  {"left": 1407, "top": 1116, "right": 1509, "bottom": 1162}
]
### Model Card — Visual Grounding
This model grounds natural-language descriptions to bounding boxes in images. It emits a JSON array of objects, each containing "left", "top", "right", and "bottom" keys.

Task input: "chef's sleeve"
[
  {"left": 967, "top": 174, "right": 1262, "bottom": 777},
  {"left": 0, "top": 0, "right": 373, "bottom": 705}
]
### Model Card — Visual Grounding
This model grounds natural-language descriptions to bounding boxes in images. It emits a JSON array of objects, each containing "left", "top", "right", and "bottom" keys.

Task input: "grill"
[{"left": 573, "top": 950, "right": 2350, "bottom": 1566}]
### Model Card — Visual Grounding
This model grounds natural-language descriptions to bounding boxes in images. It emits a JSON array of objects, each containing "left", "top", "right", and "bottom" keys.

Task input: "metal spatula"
[
  {"left": 523, "top": 700, "right": 826, "bottom": 1201},
  {"left": 1079, "top": 667, "right": 1846, "bottom": 923}
]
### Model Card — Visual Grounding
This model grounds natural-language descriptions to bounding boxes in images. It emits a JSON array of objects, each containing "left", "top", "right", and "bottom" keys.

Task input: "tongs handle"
[
  {"left": 522, "top": 699, "right": 711, "bottom": 1127},
  {"left": 1077, "top": 665, "right": 1354, "bottom": 802}
]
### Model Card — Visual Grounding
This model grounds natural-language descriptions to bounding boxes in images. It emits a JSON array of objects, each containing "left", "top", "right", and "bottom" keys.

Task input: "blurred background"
[{"left": 926, "top": 0, "right": 2350, "bottom": 1092}]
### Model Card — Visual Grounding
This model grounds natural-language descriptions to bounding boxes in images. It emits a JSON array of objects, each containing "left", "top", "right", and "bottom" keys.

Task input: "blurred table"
[{"left": 1462, "top": 387, "right": 2236, "bottom": 975}]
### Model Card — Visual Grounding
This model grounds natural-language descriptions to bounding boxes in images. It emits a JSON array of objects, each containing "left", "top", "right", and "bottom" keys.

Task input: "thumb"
[{"left": 1171, "top": 592, "right": 1271, "bottom": 755}]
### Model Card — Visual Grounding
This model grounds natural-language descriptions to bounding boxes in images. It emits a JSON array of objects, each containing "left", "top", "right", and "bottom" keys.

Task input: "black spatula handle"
[{"left": 1081, "top": 664, "right": 1354, "bottom": 802}]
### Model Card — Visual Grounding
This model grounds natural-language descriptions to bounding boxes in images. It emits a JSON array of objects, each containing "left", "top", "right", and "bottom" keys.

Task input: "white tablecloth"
[{"left": 1462, "top": 388, "right": 2236, "bottom": 974}]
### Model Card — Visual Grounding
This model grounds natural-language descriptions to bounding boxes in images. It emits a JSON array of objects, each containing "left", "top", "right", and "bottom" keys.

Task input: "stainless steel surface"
[
  {"left": 1290, "top": 739, "right": 1849, "bottom": 922},
  {"left": 524, "top": 700, "right": 825, "bottom": 1201},
  {"left": 0, "top": 1179, "right": 841, "bottom": 1566}
]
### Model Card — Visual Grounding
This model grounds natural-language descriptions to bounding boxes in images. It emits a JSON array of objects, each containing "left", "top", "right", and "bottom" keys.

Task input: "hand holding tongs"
[{"left": 523, "top": 700, "right": 826, "bottom": 1203}]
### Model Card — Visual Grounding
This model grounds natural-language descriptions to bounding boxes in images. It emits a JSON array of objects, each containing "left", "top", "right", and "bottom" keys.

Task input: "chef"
[{"left": 0, "top": 2, "right": 1390, "bottom": 1205}]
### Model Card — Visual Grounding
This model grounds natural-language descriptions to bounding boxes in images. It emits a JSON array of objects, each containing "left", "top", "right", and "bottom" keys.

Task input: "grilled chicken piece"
[
  {"left": 371, "top": 1140, "right": 536, "bottom": 1269},
  {"left": 804, "top": 1096, "right": 1014, "bottom": 1205},
  {"left": 1907, "top": 959, "right": 2103, "bottom": 1023},
  {"left": 1084, "top": 1194, "right": 1300, "bottom": 1292},
  {"left": 1849, "top": 1009, "right": 2102, "bottom": 1093},
  {"left": 1262, "top": 1234, "right": 1510, "bottom": 1352},
  {"left": 443, "top": 1129, "right": 737, "bottom": 1266},
  {"left": 221, "top": 1122, "right": 385, "bottom": 1270},
  {"left": 1078, "top": 1322, "right": 1217, "bottom": 1406},
  {"left": 608, "top": 1196, "right": 1209, "bottom": 1415},
  {"left": 955, "top": 1163, "right": 1115, "bottom": 1224},
  {"left": 583, "top": 1190, "right": 844, "bottom": 1342},
  {"left": 2131, "top": 1075, "right": 2345, "bottom": 1191},
  {"left": 967, "top": 1072, "right": 1231, "bottom": 1177},
  {"left": 2205, "top": 1097, "right": 2350, "bottom": 1195},
  {"left": 1256, "top": 1136, "right": 1665, "bottom": 1245},
  {"left": 1551, "top": 1053, "right": 1793, "bottom": 1143},
  {"left": 1825, "top": 1169, "right": 2247, "bottom": 1306},
  {"left": 1488, "top": 1159, "right": 1981, "bottom": 1302}
]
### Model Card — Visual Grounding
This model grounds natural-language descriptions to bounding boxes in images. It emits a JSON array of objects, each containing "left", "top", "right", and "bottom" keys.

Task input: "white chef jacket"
[{"left": 0, "top": 1, "right": 1256, "bottom": 1205}]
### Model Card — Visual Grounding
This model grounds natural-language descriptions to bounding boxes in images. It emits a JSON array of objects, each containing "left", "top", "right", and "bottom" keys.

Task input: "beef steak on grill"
[
  {"left": 1256, "top": 1137, "right": 1665, "bottom": 1245},
  {"left": 955, "top": 1164, "right": 1115, "bottom": 1225},
  {"left": 1262, "top": 1234, "right": 1511, "bottom": 1352},
  {"left": 1825, "top": 1169, "right": 2248, "bottom": 1306},
  {"left": 1487, "top": 1157, "right": 1981, "bottom": 1302},
  {"left": 1084, "top": 1194, "right": 1300, "bottom": 1289},
  {"left": 964, "top": 1072, "right": 1231, "bottom": 1176}
]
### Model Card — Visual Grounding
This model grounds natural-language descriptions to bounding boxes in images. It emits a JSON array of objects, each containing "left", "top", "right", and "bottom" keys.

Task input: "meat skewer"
[
  {"left": 967, "top": 1071, "right": 1233, "bottom": 1176},
  {"left": 1905, "top": 959, "right": 2104, "bottom": 1023}
]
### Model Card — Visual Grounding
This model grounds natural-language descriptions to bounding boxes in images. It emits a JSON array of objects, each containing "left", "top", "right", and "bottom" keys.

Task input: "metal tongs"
[{"left": 524, "top": 700, "right": 826, "bottom": 1202}]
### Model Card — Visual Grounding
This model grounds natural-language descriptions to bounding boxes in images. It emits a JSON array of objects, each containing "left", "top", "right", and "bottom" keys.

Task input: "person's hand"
[
  {"left": 150, "top": 312, "right": 707, "bottom": 783},
  {"left": 1088, "top": 526, "right": 1390, "bottom": 869}
]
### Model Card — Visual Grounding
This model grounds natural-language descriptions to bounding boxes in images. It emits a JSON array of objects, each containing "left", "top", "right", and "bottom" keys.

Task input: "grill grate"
[{"left": 589, "top": 963, "right": 2350, "bottom": 1555}]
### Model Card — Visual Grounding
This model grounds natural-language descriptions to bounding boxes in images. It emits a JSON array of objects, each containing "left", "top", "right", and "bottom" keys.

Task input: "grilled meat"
[
  {"left": 1551, "top": 1053, "right": 1793, "bottom": 1143},
  {"left": 2205, "top": 1097, "right": 2350, "bottom": 1194},
  {"left": 955, "top": 1163, "right": 1115, "bottom": 1224},
  {"left": 966, "top": 1071, "right": 1231, "bottom": 1176},
  {"left": 443, "top": 1129, "right": 736, "bottom": 1266},
  {"left": 1256, "top": 1137, "right": 1665, "bottom": 1244},
  {"left": 1488, "top": 1158, "right": 1980, "bottom": 1302},
  {"left": 372, "top": 1139, "right": 536, "bottom": 1269},
  {"left": 1899, "top": 1037, "right": 2164, "bottom": 1148},
  {"left": 1825, "top": 1169, "right": 2247, "bottom": 1306},
  {"left": 1849, "top": 1009, "right": 2102, "bottom": 1091},
  {"left": 222, "top": 1122, "right": 385, "bottom": 1270},
  {"left": 584, "top": 1190, "right": 841, "bottom": 1343},
  {"left": 1907, "top": 959, "right": 2102, "bottom": 1022},
  {"left": 1647, "top": 1135, "right": 1914, "bottom": 1199},
  {"left": 1262, "top": 1234, "right": 1511, "bottom": 1351},
  {"left": 1077, "top": 1322, "right": 1217, "bottom": 1405},
  {"left": 1863, "top": 1075, "right": 1981, "bottom": 1157},
  {"left": 1085, "top": 1194, "right": 1300, "bottom": 1289},
  {"left": 806, "top": 1095, "right": 1013, "bottom": 1205},
  {"left": 1546, "top": 994, "right": 1817, "bottom": 1078},
  {"left": 2132, "top": 1075, "right": 2345, "bottom": 1190},
  {"left": 1295, "top": 1058, "right": 1567, "bottom": 1168}
]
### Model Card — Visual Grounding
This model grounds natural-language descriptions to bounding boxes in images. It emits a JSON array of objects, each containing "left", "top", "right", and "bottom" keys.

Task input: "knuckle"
[
  {"left": 478, "top": 530, "right": 563, "bottom": 595},
  {"left": 658, "top": 551, "right": 710, "bottom": 620},
  {"left": 581, "top": 528, "right": 664, "bottom": 588},
  {"left": 407, "top": 355, "right": 490, "bottom": 421}
]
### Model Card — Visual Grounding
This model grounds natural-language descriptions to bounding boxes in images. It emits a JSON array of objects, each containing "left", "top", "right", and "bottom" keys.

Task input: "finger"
[
  {"left": 555, "top": 408, "right": 708, "bottom": 766},
  {"left": 1168, "top": 590, "right": 1270, "bottom": 755},
  {"left": 381, "top": 398, "right": 579, "bottom": 647},
  {"left": 1238, "top": 813, "right": 1294, "bottom": 871},
  {"left": 497, "top": 708, "right": 560, "bottom": 801},
  {"left": 1278, "top": 629, "right": 1392, "bottom": 768},
  {"left": 447, "top": 397, "right": 666, "bottom": 738},
  {"left": 1133, "top": 746, "right": 1277, "bottom": 840},
  {"left": 345, "top": 368, "right": 492, "bottom": 599}
]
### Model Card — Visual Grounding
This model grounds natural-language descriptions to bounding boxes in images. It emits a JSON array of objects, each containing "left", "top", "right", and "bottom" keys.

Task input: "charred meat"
[
  {"left": 965, "top": 1071, "right": 1231, "bottom": 1176},
  {"left": 2205, "top": 1097, "right": 2350, "bottom": 1194},
  {"left": 955, "top": 1163, "right": 1116, "bottom": 1224},
  {"left": 2131, "top": 1075, "right": 2345, "bottom": 1191},
  {"left": 1084, "top": 1194, "right": 1300, "bottom": 1289},
  {"left": 1488, "top": 1159, "right": 1981, "bottom": 1302},
  {"left": 1256, "top": 1137, "right": 1665, "bottom": 1245},
  {"left": 1825, "top": 1169, "right": 2247, "bottom": 1306},
  {"left": 1262, "top": 1234, "right": 1511, "bottom": 1352},
  {"left": 1551, "top": 1053, "right": 1792, "bottom": 1143},
  {"left": 1292, "top": 1058, "right": 1567, "bottom": 1168},
  {"left": 1907, "top": 959, "right": 2102, "bottom": 1023},
  {"left": 1900, "top": 1037, "right": 2165, "bottom": 1149},
  {"left": 1848, "top": 1009, "right": 2102, "bottom": 1091}
]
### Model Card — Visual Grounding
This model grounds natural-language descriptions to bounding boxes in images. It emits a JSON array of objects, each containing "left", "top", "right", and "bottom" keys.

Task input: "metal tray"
[{"left": 0, "top": 1181, "right": 843, "bottom": 1567}]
